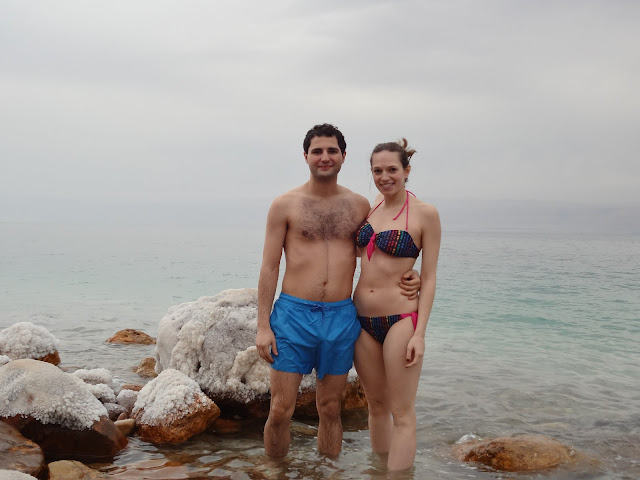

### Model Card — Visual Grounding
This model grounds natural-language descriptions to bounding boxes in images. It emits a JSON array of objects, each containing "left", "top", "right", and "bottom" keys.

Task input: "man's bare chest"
[{"left": 292, "top": 198, "right": 360, "bottom": 241}]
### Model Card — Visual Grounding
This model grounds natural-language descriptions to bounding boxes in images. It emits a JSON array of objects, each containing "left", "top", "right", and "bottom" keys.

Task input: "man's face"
[{"left": 304, "top": 136, "right": 346, "bottom": 180}]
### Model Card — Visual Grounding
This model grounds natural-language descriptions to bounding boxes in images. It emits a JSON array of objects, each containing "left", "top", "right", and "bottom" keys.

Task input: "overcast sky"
[{"left": 1, "top": 1, "right": 638, "bottom": 225}]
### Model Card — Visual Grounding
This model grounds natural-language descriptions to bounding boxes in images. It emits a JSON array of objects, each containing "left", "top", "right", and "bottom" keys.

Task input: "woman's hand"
[
  {"left": 405, "top": 335, "right": 424, "bottom": 367},
  {"left": 399, "top": 269, "right": 421, "bottom": 300}
]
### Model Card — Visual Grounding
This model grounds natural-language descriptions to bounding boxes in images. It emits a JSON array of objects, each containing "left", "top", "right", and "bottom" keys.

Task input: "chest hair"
[{"left": 297, "top": 198, "right": 359, "bottom": 240}]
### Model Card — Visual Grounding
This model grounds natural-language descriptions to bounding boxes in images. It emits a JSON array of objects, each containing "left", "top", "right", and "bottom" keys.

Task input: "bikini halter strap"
[{"left": 366, "top": 190, "right": 415, "bottom": 230}]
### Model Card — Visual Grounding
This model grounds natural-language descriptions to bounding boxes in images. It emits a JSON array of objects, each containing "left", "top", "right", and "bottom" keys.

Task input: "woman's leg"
[
  {"left": 383, "top": 317, "right": 423, "bottom": 471},
  {"left": 354, "top": 329, "right": 392, "bottom": 454}
]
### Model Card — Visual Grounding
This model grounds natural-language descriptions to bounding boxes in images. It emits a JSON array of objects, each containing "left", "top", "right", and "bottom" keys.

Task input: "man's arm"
[{"left": 256, "top": 196, "right": 288, "bottom": 363}]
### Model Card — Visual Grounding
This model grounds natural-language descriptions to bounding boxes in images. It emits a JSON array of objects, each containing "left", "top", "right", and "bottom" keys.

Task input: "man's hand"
[
  {"left": 399, "top": 269, "right": 421, "bottom": 299},
  {"left": 256, "top": 327, "right": 278, "bottom": 364}
]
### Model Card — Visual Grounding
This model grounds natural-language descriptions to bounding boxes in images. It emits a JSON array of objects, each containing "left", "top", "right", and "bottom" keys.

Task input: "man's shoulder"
[
  {"left": 271, "top": 185, "right": 306, "bottom": 205},
  {"left": 337, "top": 185, "right": 369, "bottom": 206}
]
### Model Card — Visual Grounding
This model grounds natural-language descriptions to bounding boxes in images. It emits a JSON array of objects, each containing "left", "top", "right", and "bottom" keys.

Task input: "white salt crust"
[
  {"left": 0, "top": 322, "right": 60, "bottom": 360},
  {"left": 116, "top": 389, "right": 138, "bottom": 413},
  {"left": 87, "top": 383, "right": 117, "bottom": 404},
  {"left": 0, "top": 470, "right": 38, "bottom": 479},
  {"left": 73, "top": 368, "right": 114, "bottom": 388},
  {"left": 0, "top": 359, "right": 107, "bottom": 430},
  {"left": 0, "top": 355, "right": 11, "bottom": 367},
  {"left": 132, "top": 369, "right": 213, "bottom": 426},
  {"left": 154, "top": 288, "right": 317, "bottom": 401}
]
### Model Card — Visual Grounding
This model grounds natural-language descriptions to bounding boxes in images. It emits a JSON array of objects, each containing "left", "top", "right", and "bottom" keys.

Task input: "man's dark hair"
[{"left": 303, "top": 123, "right": 347, "bottom": 154}]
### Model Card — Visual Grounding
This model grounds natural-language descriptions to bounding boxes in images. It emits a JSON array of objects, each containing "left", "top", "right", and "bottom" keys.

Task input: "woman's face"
[{"left": 371, "top": 150, "right": 410, "bottom": 195}]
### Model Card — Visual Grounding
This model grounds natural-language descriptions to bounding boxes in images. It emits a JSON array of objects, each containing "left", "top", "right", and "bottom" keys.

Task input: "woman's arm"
[{"left": 406, "top": 204, "right": 441, "bottom": 367}]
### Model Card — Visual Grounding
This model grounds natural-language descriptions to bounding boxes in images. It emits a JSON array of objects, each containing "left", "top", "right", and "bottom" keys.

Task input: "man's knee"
[
  {"left": 316, "top": 396, "right": 342, "bottom": 421},
  {"left": 269, "top": 395, "right": 297, "bottom": 424}
]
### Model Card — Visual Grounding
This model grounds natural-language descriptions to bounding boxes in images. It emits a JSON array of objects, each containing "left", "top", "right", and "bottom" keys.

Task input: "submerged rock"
[
  {"left": 132, "top": 369, "right": 221, "bottom": 444},
  {"left": 0, "top": 322, "right": 61, "bottom": 365},
  {"left": 0, "top": 421, "right": 47, "bottom": 480},
  {"left": 453, "top": 434, "right": 579, "bottom": 472},
  {"left": 114, "top": 419, "right": 136, "bottom": 436},
  {"left": 48, "top": 460, "right": 110, "bottom": 479},
  {"left": 0, "top": 359, "right": 127, "bottom": 461},
  {"left": 106, "top": 329, "right": 156, "bottom": 344}
]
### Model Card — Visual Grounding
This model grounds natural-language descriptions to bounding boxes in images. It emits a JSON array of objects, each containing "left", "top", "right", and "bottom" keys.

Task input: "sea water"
[{"left": 1, "top": 222, "right": 639, "bottom": 479}]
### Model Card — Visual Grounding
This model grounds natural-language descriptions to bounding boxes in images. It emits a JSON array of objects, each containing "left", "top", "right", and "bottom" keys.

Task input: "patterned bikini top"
[{"left": 355, "top": 190, "right": 420, "bottom": 260}]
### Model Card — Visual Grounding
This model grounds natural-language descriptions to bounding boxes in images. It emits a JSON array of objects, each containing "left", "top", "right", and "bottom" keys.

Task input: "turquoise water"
[{"left": 1, "top": 222, "right": 639, "bottom": 479}]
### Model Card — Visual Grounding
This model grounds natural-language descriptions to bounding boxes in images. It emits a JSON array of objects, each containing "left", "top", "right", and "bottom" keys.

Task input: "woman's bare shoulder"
[{"left": 412, "top": 198, "right": 440, "bottom": 225}]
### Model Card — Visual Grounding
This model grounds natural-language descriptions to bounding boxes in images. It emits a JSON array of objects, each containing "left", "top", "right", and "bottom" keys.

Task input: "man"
[{"left": 256, "top": 124, "right": 419, "bottom": 457}]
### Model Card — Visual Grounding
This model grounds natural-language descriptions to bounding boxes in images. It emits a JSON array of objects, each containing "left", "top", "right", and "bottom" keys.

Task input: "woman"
[{"left": 354, "top": 139, "right": 441, "bottom": 471}]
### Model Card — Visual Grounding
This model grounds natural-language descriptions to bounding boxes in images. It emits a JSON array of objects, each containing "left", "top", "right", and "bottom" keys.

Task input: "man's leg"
[
  {"left": 264, "top": 369, "right": 303, "bottom": 457},
  {"left": 315, "top": 373, "right": 349, "bottom": 457}
]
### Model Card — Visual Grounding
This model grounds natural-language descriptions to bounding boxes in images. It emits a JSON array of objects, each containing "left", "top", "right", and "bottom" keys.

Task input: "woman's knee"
[
  {"left": 367, "top": 396, "right": 390, "bottom": 417},
  {"left": 390, "top": 405, "right": 416, "bottom": 427}
]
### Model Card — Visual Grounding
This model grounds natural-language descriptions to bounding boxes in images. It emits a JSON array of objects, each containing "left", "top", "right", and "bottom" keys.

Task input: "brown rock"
[
  {"left": 453, "top": 435, "right": 578, "bottom": 472},
  {"left": 48, "top": 460, "right": 109, "bottom": 479},
  {"left": 104, "top": 403, "right": 126, "bottom": 421},
  {"left": 4, "top": 415, "right": 128, "bottom": 463},
  {"left": 36, "top": 351, "right": 61, "bottom": 366},
  {"left": 209, "top": 418, "right": 244, "bottom": 435},
  {"left": 120, "top": 384, "right": 144, "bottom": 392},
  {"left": 133, "top": 357, "right": 157, "bottom": 378},
  {"left": 293, "top": 377, "right": 368, "bottom": 419},
  {"left": 134, "top": 396, "right": 221, "bottom": 444},
  {"left": 106, "top": 329, "right": 155, "bottom": 345},
  {"left": 0, "top": 420, "right": 47, "bottom": 479},
  {"left": 114, "top": 419, "right": 136, "bottom": 436},
  {"left": 210, "top": 377, "right": 367, "bottom": 421}
]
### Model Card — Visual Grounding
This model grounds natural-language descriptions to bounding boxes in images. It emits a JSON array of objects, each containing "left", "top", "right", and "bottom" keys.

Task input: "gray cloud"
[{"left": 1, "top": 0, "right": 638, "bottom": 224}]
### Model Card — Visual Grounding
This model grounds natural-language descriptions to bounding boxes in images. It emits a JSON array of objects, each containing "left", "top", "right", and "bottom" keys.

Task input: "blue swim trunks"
[{"left": 270, "top": 292, "right": 361, "bottom": 380}]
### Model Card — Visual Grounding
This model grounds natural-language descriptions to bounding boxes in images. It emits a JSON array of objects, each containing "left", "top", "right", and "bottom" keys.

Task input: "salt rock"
[
  {"left": 87, "top": 384, "right": 116, "bottom": 404},
  {"left": 0, "top": 356, "right": 10, "bottom": 367},
  {"left": 155, "top": 289, "right": 315, "bottom": 413},
  {"left": 132, "top": 369, "right": 221, "bottom": 444},
  {"left": 73, "top": 368, "right": 114, "bottom": 388},
  {"left": 116, "top": 389, "right": 138, "bottom": 414},
  {"left": 0, "top": 470, "right": 38, "bottom": 479},
  {"left": 0, "top": 359, "right": 127, "bottom": 461},
  {"left": 133, "top": 357, "right": 157, "bottom": 378},
  {"left": 453, "top": 434, "right": 579, "bottom": 472},
  {"left": 0, "top": 421, "right": 47, "bottom": 479},
  {"left": 48, "top": 460, "right": 109, "bottom": 479},
  {"left": 104, "top": 403, "right": 126, "bottom": 421},
  {"left": 0, "top": 322, "right": 61, "bottom": 365},
  {"left": 106, "top": 329, "right": 155, "bottom": 344}
]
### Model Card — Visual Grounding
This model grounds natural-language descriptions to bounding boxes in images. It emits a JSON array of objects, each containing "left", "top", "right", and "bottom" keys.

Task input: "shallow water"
[{"left": 1, "top": 223, "right": 639, "bottom": 479}]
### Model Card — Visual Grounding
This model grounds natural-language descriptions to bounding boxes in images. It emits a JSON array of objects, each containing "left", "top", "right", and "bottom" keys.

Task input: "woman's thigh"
[
  {"left": 354, "top": 330, "right": 388, "bottom": 406},
  {"left": 383, "top": 317, "right": 423, "bottom": 413}
]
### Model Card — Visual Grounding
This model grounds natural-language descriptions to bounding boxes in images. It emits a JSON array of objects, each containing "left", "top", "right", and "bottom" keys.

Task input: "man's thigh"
[
  {"left": 315, "top": 373, "right": 349, "bottom": 409},
  {"left": 270, "top": 369, "right": 303, "bottom": 414}
]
